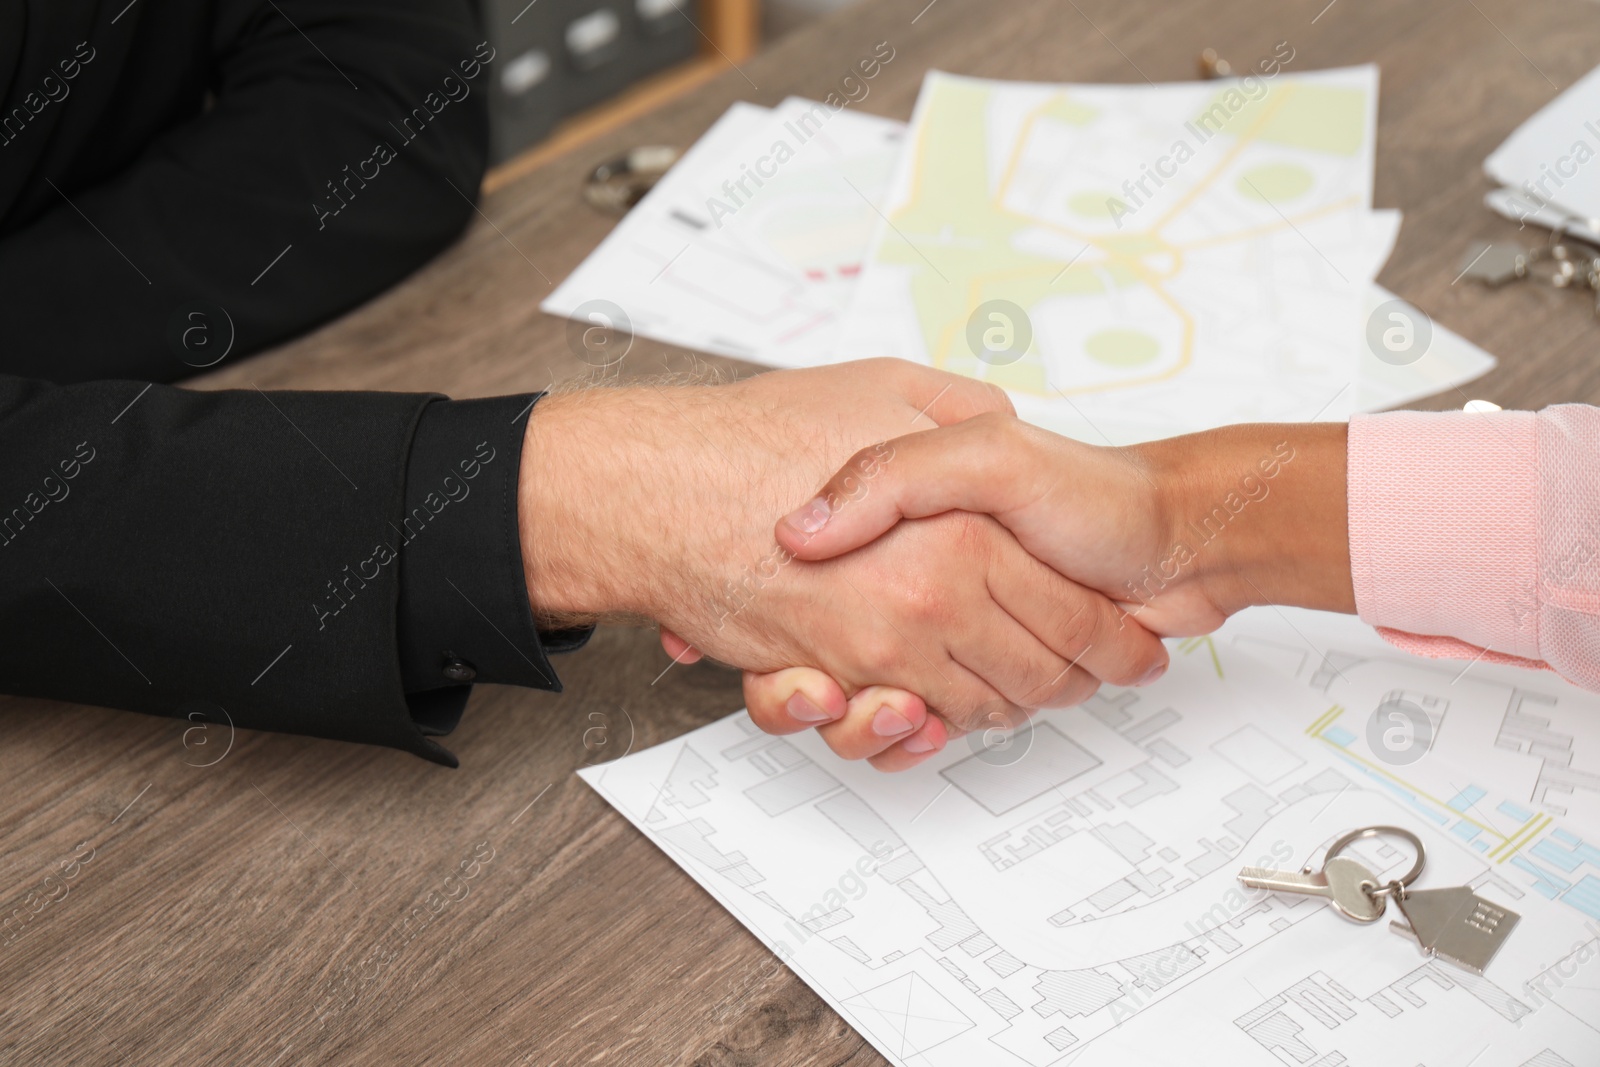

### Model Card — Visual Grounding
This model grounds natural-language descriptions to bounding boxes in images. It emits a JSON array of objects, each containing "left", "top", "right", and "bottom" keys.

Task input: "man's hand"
[
  {"left": 516, "top": 362, "right": 1169, "bottom": 756},
  {"left": 744, "top": 413, "right": 1355, "bottom": 767}
]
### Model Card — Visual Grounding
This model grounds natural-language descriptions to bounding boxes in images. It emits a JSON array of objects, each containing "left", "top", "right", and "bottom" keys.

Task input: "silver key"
[
  {"left": 1238, "top": 856, "right": 1385, "bottom": 923},
  {"left": 1389, "top": 886, "right": 1520, "bottom": 975},
  {"left": 1458, "top": 240, "right": 1530, "bottom": 286}
]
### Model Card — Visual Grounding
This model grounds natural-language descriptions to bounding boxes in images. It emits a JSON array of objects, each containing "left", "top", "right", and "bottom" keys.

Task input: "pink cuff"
[
  {"left": 1347, "top": 410, "right": 1540, "bottom": 660},
  {"left": 1368, "top": 628, "right": 1549, "bottom": 675}
]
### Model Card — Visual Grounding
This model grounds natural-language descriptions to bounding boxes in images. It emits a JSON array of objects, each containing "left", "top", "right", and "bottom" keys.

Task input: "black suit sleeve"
[
  {"left": 0, "top": 376, "right": 576, "bottom": 766},
  {"left": 394, "top": 393, "right": 592, "bottom": 741},
  {"left": 0, "top": 0, "right": 491, "bottom": 384}
]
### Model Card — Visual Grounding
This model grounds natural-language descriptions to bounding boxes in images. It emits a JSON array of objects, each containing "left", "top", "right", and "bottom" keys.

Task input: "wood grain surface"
[{"left": 4, "top": 0, "right": 1598, "bottom": 1063}]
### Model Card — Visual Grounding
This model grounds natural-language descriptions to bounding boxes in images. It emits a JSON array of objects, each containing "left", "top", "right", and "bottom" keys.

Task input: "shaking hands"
[
  {"left": 661, "top": 400, "right": 1355, "bottom": 771},
  {"left": 521, "top": 360, "right": 1169, "bottom": 763}
]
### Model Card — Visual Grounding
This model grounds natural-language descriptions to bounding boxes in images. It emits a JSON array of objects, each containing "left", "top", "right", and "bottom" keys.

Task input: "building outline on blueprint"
[
  {"left": 582, "top": 640, "right": 1600, "bottom": 1066},
  {"left": 1224, "top": 608, "right": 1600, "bottom": 909}
]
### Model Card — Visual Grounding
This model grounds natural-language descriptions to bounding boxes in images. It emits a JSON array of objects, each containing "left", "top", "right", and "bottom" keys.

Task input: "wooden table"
[{"left": 4, "top": 0, "right": 1598, "bottom": 1062}]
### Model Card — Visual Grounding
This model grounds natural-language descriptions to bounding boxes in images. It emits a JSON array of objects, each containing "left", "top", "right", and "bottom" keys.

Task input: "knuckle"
[
  {"left": 876, "top": 565, "right": 950, "bottom": 629},
  {"left": 832, "top": 445, "right": 889, "bottom": 501},
  {"left": 1030, "top": 666, "right": 1079, "bottom": 708},
  {"left": 1052, "top": 596, "right": 1103, "bottom": 661},
  {"left": 999, "top": 650, "right": 1052, "bottom": 707},
  {"left": 906, "top": 579, "right": 951, "bottom": 628},
  {"left": 846, "top": 442, "right": 882, "bottom": 472},
  {"left": 851, "top": 629, "right": 906, "bottom": 675},
  {"left": 820, "top": 473, "right": 854, "bottom": 510},
  {"left": 975, "top": 699, "right": 1029, "bottom": 733},
  {"left": 941, "top": 705, "right": 986, "bottom": 736},
  {"left": 1109, "top": 646, "right": 1160, "bottom": 687},
  {"left": 940, "top": 689, "right": 999, "bottom": 734},
  {"left": 870, "top": 357, "right": 916, "bottom": 391},
  {"left": 986, "top": 382, "right": 1016, "bottom": 416},
  {"left": 970, "top": 411, "right": 1016, "bottom": 445}
]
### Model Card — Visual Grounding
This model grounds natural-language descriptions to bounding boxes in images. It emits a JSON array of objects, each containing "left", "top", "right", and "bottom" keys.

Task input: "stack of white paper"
[
  {"left": 1483, "top": 62, "right": 1600, "bottom": 244},
  {"left": 545, "top": 98, "right": 904, "bottom": 368},
  {"left": 545, "top": 68, "right": 1495, "bottom": 443}
]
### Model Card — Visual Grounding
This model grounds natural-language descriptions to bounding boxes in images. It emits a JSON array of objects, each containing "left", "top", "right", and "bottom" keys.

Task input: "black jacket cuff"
[{"left": 396, "top": 393, "right": 593, "bottom": 739}]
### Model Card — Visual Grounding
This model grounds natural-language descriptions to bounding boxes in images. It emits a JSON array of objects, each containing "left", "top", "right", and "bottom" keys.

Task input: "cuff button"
[{"left": 440, "top": 653, "right": 477, "bottom": 684}]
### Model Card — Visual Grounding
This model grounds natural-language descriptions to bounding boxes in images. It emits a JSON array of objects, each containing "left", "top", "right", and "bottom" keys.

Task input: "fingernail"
[
  {"left": 787, "top": 692, "right": 834, "bottom": 723},
  {"left": 1139, "top": 663, "right": 1167, "bottom": 686},
  {"left": 872, "top": 706, "right": 914, "bottom": 737},
  {"left": 902, "top": 732, "right": 938, "bottom": 754},
  {"left": 785, "top": 497, "right": 831, "bottom": 535}
]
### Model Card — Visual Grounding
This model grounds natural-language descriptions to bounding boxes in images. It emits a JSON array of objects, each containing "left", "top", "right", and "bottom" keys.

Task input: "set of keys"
[
  {"left": 1458, "top": 232, "right": 1600, "bottom": 315},
  {"left": 1236, "top": 825, "right": 1520, "bottom": 975}
]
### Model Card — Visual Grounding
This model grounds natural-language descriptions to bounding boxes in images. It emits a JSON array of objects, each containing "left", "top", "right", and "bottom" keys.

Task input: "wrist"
[
  {"left": 517, "top": 389, "right": 666, "bottom": 624},
  {"left": 1138, "top": 422, "right": 1354, "bottom": 617}
]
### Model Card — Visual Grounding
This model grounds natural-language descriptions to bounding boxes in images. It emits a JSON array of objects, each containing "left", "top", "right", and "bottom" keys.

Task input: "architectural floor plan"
[{"left": 582, "top": 630, "right": 1600, "bottom": 1066}]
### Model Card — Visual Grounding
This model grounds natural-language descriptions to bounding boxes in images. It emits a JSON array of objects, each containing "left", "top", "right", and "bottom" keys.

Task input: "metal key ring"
[{"left": 1324, "top": 825, "right": 1425, "bottom": 898}]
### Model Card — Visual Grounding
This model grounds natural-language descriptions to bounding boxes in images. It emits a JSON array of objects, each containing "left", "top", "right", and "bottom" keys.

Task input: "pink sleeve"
[{"left": 1347, "top": 405, "right": 1600, "bottom": 690}]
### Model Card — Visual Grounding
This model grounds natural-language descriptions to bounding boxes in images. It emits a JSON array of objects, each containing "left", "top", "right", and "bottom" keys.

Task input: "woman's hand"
[{"left": 724, "top": 413, "right": 1355, "bottom": 769}]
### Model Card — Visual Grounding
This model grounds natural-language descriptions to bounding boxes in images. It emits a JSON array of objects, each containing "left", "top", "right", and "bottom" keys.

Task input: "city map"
[
  {"left": 544, "top": 86, "right": 1494, "bottom": 438},
  {"left": 838, "top": 67, "right": 1391, "bottom": 440}
]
